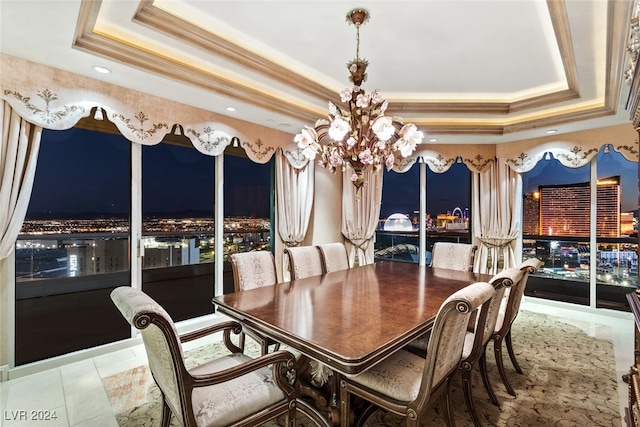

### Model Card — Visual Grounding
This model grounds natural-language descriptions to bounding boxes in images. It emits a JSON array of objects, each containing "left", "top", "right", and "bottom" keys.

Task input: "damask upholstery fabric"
[
  {"left": 285, "top": 246, "right": 323, "bottom": 280},
  {"left": 110, "top": 286, "right": 296, "bottom": 427},
  {"left": 110, "top": 287, "right": 185, "bottom": 423},
  {"left": 229, "top": 251, "right": 277, "bottom": 291},
  {"left": 317, "top": 242, "right": 350, "bottom": 272},
  {"left": 429, "top": 283, "right": 493, "bottom": 390},
  {"left": 476, "top": 268, "right": 523, "bottom": 348},
  {"left": 190, "top": 354, "right": 285, "bottom": 426},
  {"left": 346, "top": 350, "right": 424, "bottom": 401},
  {"left": 495, "top": 258, "right": 543, "bottom": 331},
  {"left": 346, "top": 281, "right": 494, "bottom": 413},
  {"left": 430, "top": 242, "right": 476, "bottom": 271}
]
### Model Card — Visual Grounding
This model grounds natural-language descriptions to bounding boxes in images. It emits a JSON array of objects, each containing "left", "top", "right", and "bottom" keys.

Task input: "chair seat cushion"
[
  {"left": 347, "top": 350, "right": 424, "bottom": 402},
  {"left": 190, "top": 353, "right": 286, "bottom": 427}
]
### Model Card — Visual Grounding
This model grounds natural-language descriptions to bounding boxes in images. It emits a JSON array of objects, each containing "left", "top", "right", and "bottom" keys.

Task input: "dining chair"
[
  {"left": 339, "top": 281, "right": 495, "bottom": 427},
  {"left": 109, "top": 286, "right": 298, "bottom": 427},
  {"left": 488, "top": 257, "right": 543, "bottom": 397},
  {"left": 404, "top": 267, "right": 523, "bottom": 425},
  {"left": 316, "top": 242, "right": 350, "bottom": 273},
  {"left": 229, "top": 251, "right": 281, "bottom": 355},
  {"left": 284, "top": 246, "right": 324, "bottom": 279},
  {"left": 461, "top": 267, "right": 524, "bottom": 424},
  {"left": 430, "top": 242, "right": 477, "bottom": 271}
]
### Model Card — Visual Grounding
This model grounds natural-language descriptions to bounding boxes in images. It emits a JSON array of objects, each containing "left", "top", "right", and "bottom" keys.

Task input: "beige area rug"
[{"left": 103, "top": 311, "right": 621, "bottom": 427}]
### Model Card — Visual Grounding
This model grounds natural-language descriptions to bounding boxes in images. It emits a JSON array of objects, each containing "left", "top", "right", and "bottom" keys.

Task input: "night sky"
[{"left": 26, "top": 128, "right": 637, "bottom": 219}]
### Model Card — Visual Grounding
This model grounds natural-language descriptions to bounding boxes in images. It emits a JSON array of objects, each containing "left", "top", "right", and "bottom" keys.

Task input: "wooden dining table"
[
  {"left": 213, "top": 260, "right": 493, "bottom": 376},
  {"left": 213, "top": 260, "right": 493, "bottom": 425}
]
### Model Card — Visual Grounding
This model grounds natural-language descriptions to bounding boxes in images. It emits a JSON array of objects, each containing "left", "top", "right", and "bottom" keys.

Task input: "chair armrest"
[
  {"left": 190, "top": 350, "right": 297, "bottom": 388},
  {"left": 179, "top": 320, "right": 242, "bottom": 344}
]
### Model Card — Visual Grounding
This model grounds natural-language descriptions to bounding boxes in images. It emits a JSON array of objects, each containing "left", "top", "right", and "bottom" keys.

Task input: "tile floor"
[{"left": 0, "top": 297, "right": 634, "bottom": 427}]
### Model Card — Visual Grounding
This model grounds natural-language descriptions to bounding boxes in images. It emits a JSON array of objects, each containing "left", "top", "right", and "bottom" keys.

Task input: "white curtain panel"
[
  {"left": 0, "top": 101, "right": 42, "bottom": 259},
  {"left": 275, "top": 150, "right": 314, "bottom": 279},
  {"left": 472, "top": 160, "right": 522, "bottom": 274},
  {"left": 341, "top": 166, "right": 383, "bottom": 266}
]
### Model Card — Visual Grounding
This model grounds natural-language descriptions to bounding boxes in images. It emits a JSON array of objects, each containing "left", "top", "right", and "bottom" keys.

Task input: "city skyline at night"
[{"left": 25, "top": 128, "right": 638, "bottom": 222}]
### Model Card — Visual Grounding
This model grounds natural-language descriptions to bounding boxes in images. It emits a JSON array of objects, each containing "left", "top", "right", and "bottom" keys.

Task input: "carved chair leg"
[
  {"left": 441, "top": 381, "right": 456, "bottom": 427},
  {"left": 286, "top": 400, "right": 296, "bottom": 427},
  {"left": 479, "top": 349, "right": 500, "bottom": 407},
  {"left": 505, "top": 329, "right": 523, "bottom": 374},
  {"left": 160, "top": 398, "right": 172, "bottom": 427},
  {"left": 461, "top": 367, "right": 483, "bottom": 427},
  {"left": 494, "top": 335, "right": 517, "bottom": 397}
]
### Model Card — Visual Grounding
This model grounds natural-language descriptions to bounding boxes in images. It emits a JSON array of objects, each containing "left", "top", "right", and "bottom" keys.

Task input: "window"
[
  {"left": 223, "top": 154, "right": 272, "bottom": 257},
  {"left": 377, "top": 162, "right": 471, "bottom": 263},
  {"left": 15, "top": 127, "right": 130, "bottom": 365},
  {"left": 521, "top": 149, "right": 638, "bottom": 310},
  {"left": 141, "top": 140, "right": 215, "bottom": 321},
  {"left": 595, "top": 148, "right": 638, "bottom": 309}
]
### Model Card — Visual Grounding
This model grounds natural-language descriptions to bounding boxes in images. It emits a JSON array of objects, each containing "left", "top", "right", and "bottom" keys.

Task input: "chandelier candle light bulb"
[{"left": 295, "top": 8, "right": 424, "bottom": 189}]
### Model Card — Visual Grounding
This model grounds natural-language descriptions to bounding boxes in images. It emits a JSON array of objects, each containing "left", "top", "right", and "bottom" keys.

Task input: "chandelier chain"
[
  {"left": 295, "top": 7, "right": 424, "bottom": 191},
  {"left": 355, "top": 25, "right": 361, "bottom": 62}
]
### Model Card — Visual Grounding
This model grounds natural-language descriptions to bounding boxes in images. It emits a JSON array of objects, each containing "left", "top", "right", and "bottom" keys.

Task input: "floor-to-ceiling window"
[
  {"left": 522, "top": 148, "right": 638, "bottom": 311},
  {"left": 376, "top": 161, "right": 471, "bottom": 263},
  {"left": 141, "top": 137, "right": 215, "bottom": 321},
  {"left": 13, "top": 123, "right": 278, "bottom": 365},
  {"left": 595, "top": 147, "right": 638, "bottom": 309},
  {"left": 15, "top": 127, "right": 130, "bottom": 365}
]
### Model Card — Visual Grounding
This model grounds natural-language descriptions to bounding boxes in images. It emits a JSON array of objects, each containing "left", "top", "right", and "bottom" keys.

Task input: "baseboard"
[{"left": 0, "top": 364, "right": 8, "bottom": 382}]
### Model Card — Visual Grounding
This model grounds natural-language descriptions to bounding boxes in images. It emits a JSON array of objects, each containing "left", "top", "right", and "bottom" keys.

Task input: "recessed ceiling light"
[
  {"left": 226, "top": 106, "right": 237, "bottom": 112},
  {"left": 92, "top": 65, "right": 111, "bottom": 74},
  {"left": 546, "top": 129, "right": 558, "bottom": 134},
  {"left": 429, "top": 138, "right": 438, "bottom": 142}
]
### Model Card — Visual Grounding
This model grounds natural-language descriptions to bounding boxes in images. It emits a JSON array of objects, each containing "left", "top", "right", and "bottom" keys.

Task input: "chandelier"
[{"left": 295, "top": 8, "right": 424, "bottom": 189}]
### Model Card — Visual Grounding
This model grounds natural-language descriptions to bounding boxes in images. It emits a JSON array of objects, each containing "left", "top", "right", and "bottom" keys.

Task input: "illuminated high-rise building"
[
  {"left": 522, "top": 192, "right": 540, "bottom": 235},
  {"left": 538, "top": 176, "right": 621, "bottom": 237}
]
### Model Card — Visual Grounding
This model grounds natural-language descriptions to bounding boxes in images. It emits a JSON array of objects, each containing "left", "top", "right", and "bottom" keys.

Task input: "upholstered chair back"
[
  {"left": 496, "top": 258, "right": 543, "bottom": 333},
  {"left": 424, "top": 281, "right": 494, "bottom": 397},
  {"left": 478, "top": 267, "right": 524, "bottom": 348},
  {"left": 317, "top": 242, "right": 350, "bottom": 273},
  {"left": 110, "top": 286, "right": 187, "bottom": 425},
  {"left": 229, "top": 251, "right": 277, "bottom": 291},
  {"left": 284, "top": 246, "right": 324, "bottom": 279},
  {"left": 430, "top": 242, "right": 477, "bottom": 271}
]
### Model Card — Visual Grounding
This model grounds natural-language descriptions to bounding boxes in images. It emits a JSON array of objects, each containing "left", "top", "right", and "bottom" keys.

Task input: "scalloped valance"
[
  {"left": 1, "top": 54, "right": 636, "bottom": 173},
  {"left": 496, "top": 125, "right": 639, "bottom": 172},
  {"left": 0, "top": 54, "right": 303, "bottom": 165}
]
